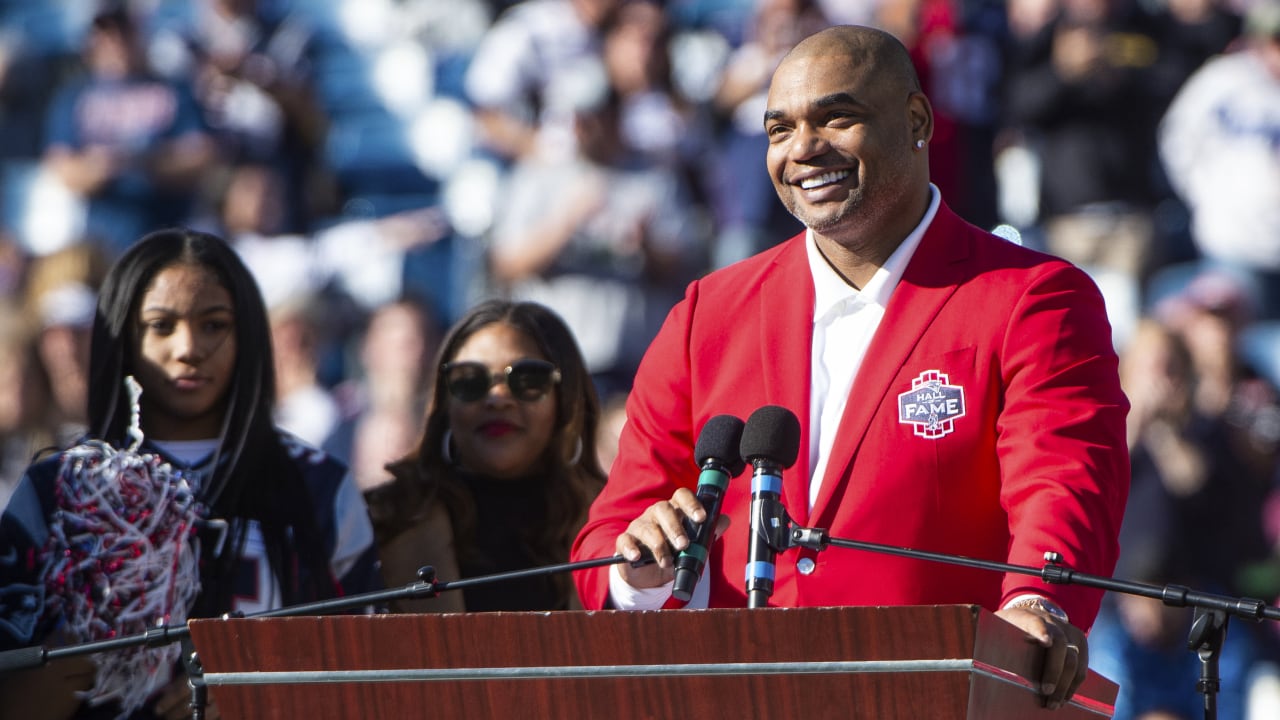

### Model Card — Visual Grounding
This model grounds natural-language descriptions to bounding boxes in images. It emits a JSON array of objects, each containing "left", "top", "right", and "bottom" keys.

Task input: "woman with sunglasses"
[
  {"left": 365, "top": 299, "right": 607, "bottom": 612},
  {"left": 0, "top": 228, "right": 382, "bottom": 719}
]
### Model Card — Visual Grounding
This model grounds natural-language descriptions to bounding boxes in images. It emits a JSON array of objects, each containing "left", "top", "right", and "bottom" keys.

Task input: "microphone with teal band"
[{"left": 671, "top": 414, "right": 746, "bottom": 603}]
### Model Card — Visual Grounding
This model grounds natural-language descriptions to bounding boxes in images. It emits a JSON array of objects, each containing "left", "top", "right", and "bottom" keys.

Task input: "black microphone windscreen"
[
  {"left": 740, "top": 405, "right": 801, "bottom": 468},
  {"left": 694, "top": 415, "right": 746, "bottom": 475}
]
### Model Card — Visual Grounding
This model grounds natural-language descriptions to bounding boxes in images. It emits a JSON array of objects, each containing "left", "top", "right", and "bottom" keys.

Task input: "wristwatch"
[{"left": 1005, "top": 596, "right": 1070, "bottom": 623}]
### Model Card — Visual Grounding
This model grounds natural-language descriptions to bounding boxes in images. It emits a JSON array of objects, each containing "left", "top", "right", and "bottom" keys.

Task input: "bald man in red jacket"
[{"left": 570, "top": 25, "right": 1129, "bottom": 711}]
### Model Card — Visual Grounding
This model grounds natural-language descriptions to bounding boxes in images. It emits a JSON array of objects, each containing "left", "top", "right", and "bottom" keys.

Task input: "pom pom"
[{"left": 39, "top": 377, "right": 206, "bottom": 717}]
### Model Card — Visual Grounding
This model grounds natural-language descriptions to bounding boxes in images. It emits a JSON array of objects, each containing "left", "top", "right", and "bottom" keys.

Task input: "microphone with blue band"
[{"left": 740, "top": 405, "right": 801, "bottom": 609}]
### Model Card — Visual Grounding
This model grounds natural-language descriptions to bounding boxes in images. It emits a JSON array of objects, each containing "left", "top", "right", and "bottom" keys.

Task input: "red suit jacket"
[{"left": 571, "top": 202, "right": 1130, "bottom": 629}]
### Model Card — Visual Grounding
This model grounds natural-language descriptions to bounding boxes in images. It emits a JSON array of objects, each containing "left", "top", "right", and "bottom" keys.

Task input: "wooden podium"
[{"left": 188, "top": 605, "right": 1117, "bottom": 719}]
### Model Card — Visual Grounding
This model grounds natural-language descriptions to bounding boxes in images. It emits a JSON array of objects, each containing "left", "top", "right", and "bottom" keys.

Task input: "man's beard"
[{"left": 783, "top": 187, "right": 864, "bottom": 235}]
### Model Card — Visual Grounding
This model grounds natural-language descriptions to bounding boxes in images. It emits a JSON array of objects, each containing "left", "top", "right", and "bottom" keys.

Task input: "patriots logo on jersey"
[{"left": 898, "top": 370, "right": 966, "bottom": 439}]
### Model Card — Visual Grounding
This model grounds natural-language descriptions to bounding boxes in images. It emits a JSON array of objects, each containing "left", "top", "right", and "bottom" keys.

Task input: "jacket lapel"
[{"left": 809, "top": 204, "right": 972, "bottom": 524}]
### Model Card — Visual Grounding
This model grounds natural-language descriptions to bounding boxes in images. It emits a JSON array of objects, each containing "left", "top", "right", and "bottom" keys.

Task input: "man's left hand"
[{"left": 995, "top": 604, "right": 1089, "bottom": 709}]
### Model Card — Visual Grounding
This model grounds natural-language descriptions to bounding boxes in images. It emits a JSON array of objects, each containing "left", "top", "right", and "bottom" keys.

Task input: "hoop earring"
[
  {"left": 442, "top": 429, "right": 456, "bottom": 466},
  {"left": 568, "top": 436, "right": 583, "bottom": 466}
]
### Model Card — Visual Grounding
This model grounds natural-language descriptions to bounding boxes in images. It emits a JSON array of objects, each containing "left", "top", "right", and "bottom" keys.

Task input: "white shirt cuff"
[{"left": 608, "top": 563, "right": 674, "bottom": 610}]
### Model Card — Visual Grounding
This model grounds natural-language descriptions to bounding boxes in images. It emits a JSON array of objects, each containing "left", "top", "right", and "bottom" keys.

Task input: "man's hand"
[
  {"left": 996, "top": 603, "right": 1089, "bottom": 709},
  {"left": 615, "top": 488, "right": 730, "bottom": 588}
]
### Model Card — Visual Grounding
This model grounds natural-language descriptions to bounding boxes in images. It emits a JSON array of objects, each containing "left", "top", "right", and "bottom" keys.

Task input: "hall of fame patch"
[{"left": 898, "top": 370, "right": 966, "bottom": 439}]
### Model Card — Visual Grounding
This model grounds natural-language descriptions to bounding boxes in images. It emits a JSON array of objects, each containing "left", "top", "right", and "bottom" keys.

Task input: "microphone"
[
  {"left": 740, "top": 405, "right": 801, "bottom": 609},
  {"left": 672, "top": 414, "right": 746, "bottom": 603}
]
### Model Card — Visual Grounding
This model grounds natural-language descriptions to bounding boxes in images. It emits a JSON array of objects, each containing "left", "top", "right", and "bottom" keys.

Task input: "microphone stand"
[
  {"left": 787, "top": 525, "right": 1277, "bottom": 720},
  {"left": 0, "top": 553, "right": 650, "bottom": 717}
]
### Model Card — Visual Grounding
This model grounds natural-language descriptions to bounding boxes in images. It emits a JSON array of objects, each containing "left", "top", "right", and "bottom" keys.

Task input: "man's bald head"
[
  {"left": 763, "top": 23, "right": 934, "bottom": 278},
  {"left": 782, "top": 25, "right": 922, "bottom": 95}
]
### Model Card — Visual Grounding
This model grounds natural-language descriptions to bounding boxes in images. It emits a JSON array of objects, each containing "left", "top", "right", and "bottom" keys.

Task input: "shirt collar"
[
  {"left": 147, "top": 438, "right": 219, "bottom": 469},
  {"left": 808, "top": 184, "right": 941, "bottom": 324}
]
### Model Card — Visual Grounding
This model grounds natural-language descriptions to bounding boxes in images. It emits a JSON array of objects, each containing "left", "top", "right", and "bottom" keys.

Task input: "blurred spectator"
[
  {"left": 0, "top": 29, "right": 60, "bottom": 162},
  {"left": 1139, "top": 0, "right": 1244, "bottom": 276},
  {"left": 0, "top": 306, "right": 54, "bottom": 511},
  {"left": 1147, "top": 0, "right": 1242, "bottom": 113},
  {"left": 1122, "top": 315, "right": 1274, "bottom": 595},
  {"left": 1157, "top": 0, "right": 1280, "bottom": 319},
  {"left": 813, "top": 0, "right": 882, "bottom": 27},
  {"left": 463, "top": 0, "right": 621, "bottom": 161},
  {"left": 600, "top": 0, "right": 698, "bottom": 166},
  {"left": 1144, "top": 272, "right": 1280, "bottom": 691},
  {"left": 488, "top": 67, "right": 705, "bottom": 396},
  {"left": 41, "top": 2, "right": 217, "bottom": 259},
  {"left": 883, "top": 0, "right": 1006, "bottom": 231},
  {"left": 1091, "top": 314, "right": 1280, "bottom": 719},
  {"left": 706, "top": 0, "right": 821, "bottom": 266},
  {"left": 148, "top": 0, "right": 332, "bottom": 232},
  {"left": 217, "top": 161, "right": 321, "bottom": 307},
  {"left": 325, "top": 295, "right": 442, "bottom": 492},
  {"left": 1155, "top": 269, "right": 1280, "bottom": 479},
  {"left": 0, "top": 231, "right": 27, "bottom": 303},
  {"left": 215, "top": 159, "right": 450, "bottom": 313},
  {"left": 270, "top": 293, "right": 342, "bottom": 447},
  {"left": 29, "top": 285, "right": 95, "bottom": 446},
  {"left": 1001, "top": 0, "right": 1166, "bottom": 293},
  {"left": 23, "top": 243, "right": 108, "bottom": 447},
  {"left": 995, "top": 0, "right": 1059, "bottom": 229},
  {"left": 312, "top": 202, "right": 453, "bottom": 316}
]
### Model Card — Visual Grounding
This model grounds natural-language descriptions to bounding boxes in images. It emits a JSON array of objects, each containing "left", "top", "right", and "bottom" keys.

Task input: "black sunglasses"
[{"left": 442, "top": 359, "right": 562, "bottom": 403}]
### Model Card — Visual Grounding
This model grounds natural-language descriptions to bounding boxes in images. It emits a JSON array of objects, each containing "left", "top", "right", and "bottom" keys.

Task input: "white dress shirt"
[{"left": 806, "top": 187, "right": 938, "bottom": 507}]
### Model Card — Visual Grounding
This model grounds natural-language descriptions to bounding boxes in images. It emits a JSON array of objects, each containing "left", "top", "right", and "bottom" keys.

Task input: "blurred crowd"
[{"left": 0, "top": 0, "right": 1278, "bottom": 717}]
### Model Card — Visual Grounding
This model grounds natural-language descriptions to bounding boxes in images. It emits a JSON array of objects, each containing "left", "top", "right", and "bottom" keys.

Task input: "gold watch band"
[{"left": 1006, "top": 596, "right": 1069, "bottom": 623}]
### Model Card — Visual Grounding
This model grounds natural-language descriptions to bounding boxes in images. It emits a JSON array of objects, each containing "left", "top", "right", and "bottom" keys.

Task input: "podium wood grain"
[{"left": 189, "top": 605, "right": 1117, "bottom": 719}]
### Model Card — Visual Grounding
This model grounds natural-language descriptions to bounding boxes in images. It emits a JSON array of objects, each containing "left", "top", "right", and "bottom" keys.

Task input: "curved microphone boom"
[
  {"left": 740, "top": 405, "right": 801, "bottom": 609},
  {"left": 672, "top": 415, "right": 747, "bottom": 603}
]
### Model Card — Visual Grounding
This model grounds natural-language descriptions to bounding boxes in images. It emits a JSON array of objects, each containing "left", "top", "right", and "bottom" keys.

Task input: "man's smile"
[{"left": 796, "top": 169, "right": 851, "bottom": 190}]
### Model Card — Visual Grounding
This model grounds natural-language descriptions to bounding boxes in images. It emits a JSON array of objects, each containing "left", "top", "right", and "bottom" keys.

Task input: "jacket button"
[{"left": 797, "top": 557, "right": 816, "bottom": 575}]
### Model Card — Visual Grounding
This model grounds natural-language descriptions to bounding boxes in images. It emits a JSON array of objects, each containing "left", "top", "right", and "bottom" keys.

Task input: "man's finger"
[
  {"left": 653, "top": 501, "right": 694, "bottom": 554},
  {"left": 1038, "top": 632, "right": 1068, "bottom": 697},
  {"left": 1046, "top": 642, "right": 1081, "bottom": 708},
  {"left": 615, "top": 532, "right": 671, "bottom": 587},
  {"left": 633, "top": 519, "right": 677, "bottom": 567},
  {"left": 1067, "top": 642, "right": 1090, "bottom": 700},
  {"left": 670, "top": 487, "right": 705, "bottom": 523},
  {"left": 616, "top": 532, "right": 645, "bottom": 563}
]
